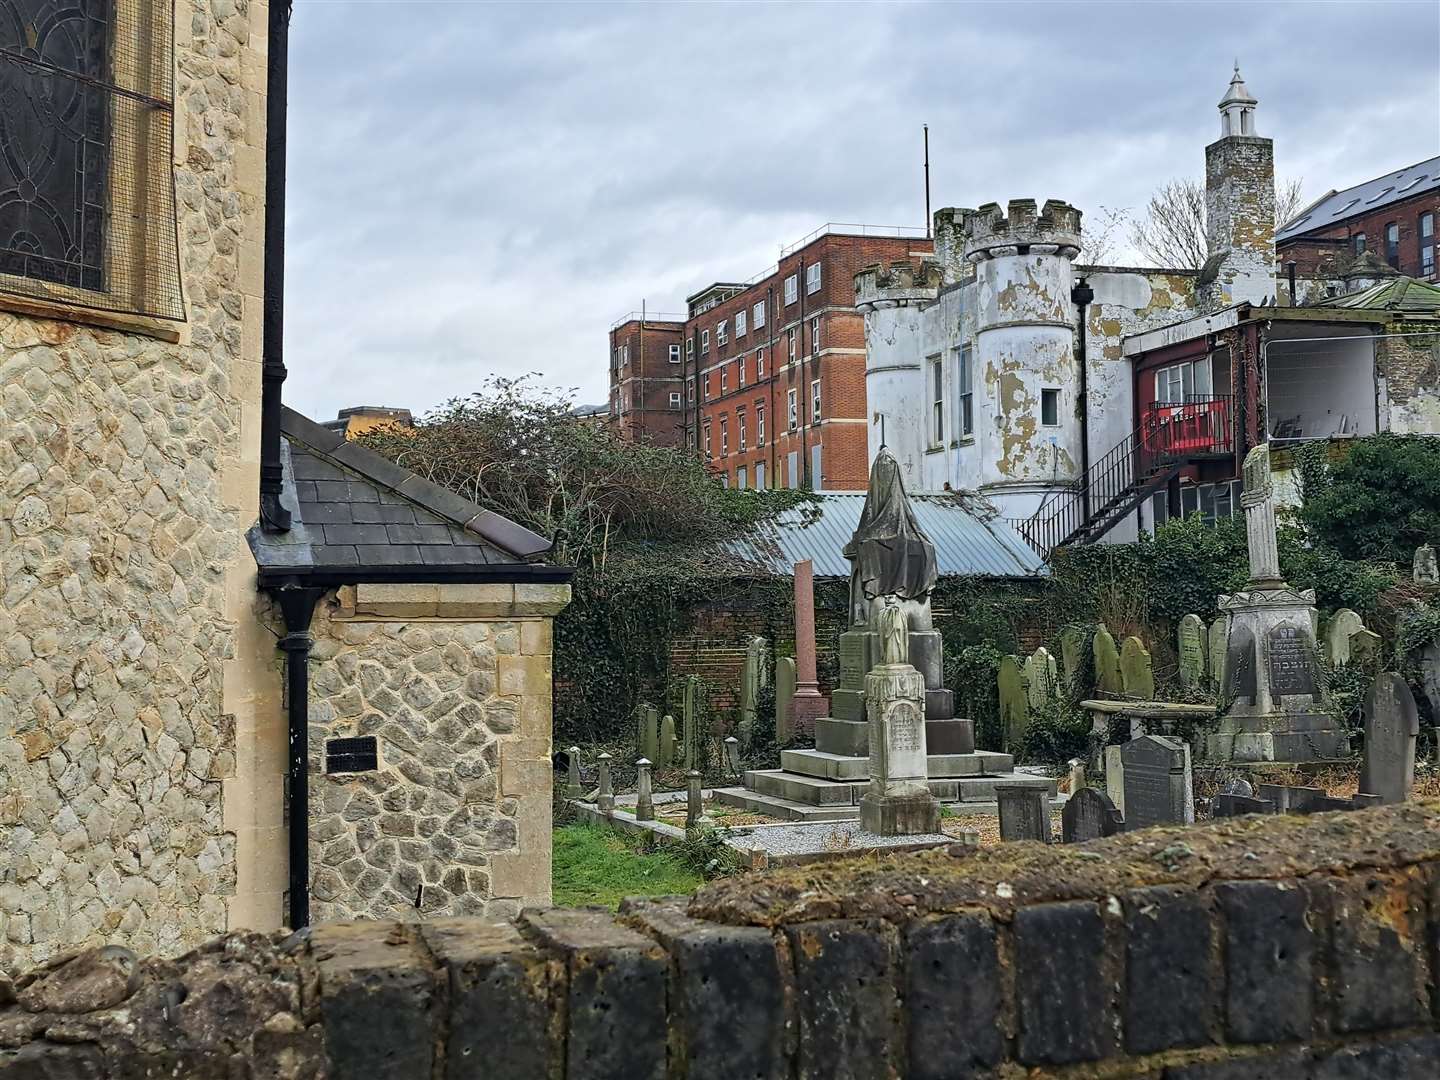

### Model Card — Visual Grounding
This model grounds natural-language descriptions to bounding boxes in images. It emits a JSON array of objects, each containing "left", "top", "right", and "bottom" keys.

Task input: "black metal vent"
[{"left": 325, "top": 736, "right": 378, "bottom": 774}]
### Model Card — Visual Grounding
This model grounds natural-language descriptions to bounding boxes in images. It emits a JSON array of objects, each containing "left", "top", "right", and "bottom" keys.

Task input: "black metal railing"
[{"left": 1013, "top": 395, "right": 1234, "bottom": 556}]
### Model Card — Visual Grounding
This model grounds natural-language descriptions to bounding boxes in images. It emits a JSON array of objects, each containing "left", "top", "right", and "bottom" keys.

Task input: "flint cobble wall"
[
  {"left": 5, "top": 804, "right": 1440, "bottom": 1078},
  {"left": 0, "top": 0, "right": 270, "bottom": 970}
]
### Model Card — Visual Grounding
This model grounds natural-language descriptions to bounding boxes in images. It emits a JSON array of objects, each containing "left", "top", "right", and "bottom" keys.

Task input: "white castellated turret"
[
  {"left": 1201, "top": 63, "right": 1275, "bottom": 311},
  {"left": 963, "top": 198, "right": 1083, "bottom": 518}
]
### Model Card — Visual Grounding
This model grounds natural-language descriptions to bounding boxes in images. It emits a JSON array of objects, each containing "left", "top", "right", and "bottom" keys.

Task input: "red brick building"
[
  {"left": 609, "top": 312, "right": 687, "bottom": 445},
  {"left": 1277, "top": 156, "right": 1438, "bottom": 280},
  {"left": 610, "top": 226, "right": 930, "bottom": 490}
]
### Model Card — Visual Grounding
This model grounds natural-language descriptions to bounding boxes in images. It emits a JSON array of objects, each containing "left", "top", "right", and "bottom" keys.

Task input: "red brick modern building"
[
  {"left": 1277, "top": 156, "right": 1438, "bottom": 280},
  {"left": 610, "top": 225, "right": 931, "bottom": 489},
  {"left": 609, "top": 312, "right": 687, "bottom": 445}
]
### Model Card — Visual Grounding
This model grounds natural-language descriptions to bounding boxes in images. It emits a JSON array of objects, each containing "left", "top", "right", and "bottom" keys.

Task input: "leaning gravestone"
[
  {"left": 998, "top": 656, "right": 1029, "bottom": 754},
  {"left": 636, "top": 703, "right": 660, "bottom": 763},
  {"left": 1121, "top": 734, "right": 1193, "bottom": 830},
  {"left": 682, "top": 675, "right": 701, "bottom": 770},
  {"left": 1359, "top": 672, "right": 1419, "bottom": 805},
  {"left": 1120, "top": 637, "right": 1155, "bottom": 701},
  {"left": 659, "top": 715, "right": 677, "bottom": 768},
  {"left": 1059, "top": 625, "right": 1087, "bottom": 692},
  {"left": 1094, "top": 624, "right": 1123, "bottom": 695},
  {"left": 996, "top": 784, "right": 1051, "bottom": 843},
  {"left": 775, "top": 656, "right": 797, "bottom": 746},
  {"left": 1325, "top": 609, "right": 1365, "bottom": 667},
  {"left": 1349, "top": 629, "right": 1383, "bottom": 676},
  {"left": 1023, "top": 647, "right": 1058, "bottom": 711},
  {"left": 1208, "top": 616, "right": 1227, "bottom": 692},
  {"left": 738, "top": 637, "right": 768, "bottom": 751},
  {"left": 1061, "top": 787, "right": 1123, "bottom": 843},
  {"left": 1177, "top": 614, "right": 1207, "bottom": 690},
  {"left": 1415, "top": 544, "right": 1439, "bottom": 586}
]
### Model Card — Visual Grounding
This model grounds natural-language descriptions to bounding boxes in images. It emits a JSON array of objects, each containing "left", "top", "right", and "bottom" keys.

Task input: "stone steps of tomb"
[
  {"left": 712, "top": 784, "right": 1065, "bottom": 822},
  {"left": 741, "top": 768, "right": 1057, "bottom": 807},
  {"left": 780, "top": 749, "right": 1015, "bottom": 781}
]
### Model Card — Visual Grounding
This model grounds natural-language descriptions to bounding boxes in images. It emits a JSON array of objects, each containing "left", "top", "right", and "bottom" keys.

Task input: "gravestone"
[
  {"left": 1212, "top": 793, "right": 1276, "bottom": 818},
  {"left": 685, "top": 770, "right": 703, "bottom": 829},
  {"left": 738, "top": 637, "right": 769, "bottom": 750},
  {"left": 1094, "top": 624, "right": 1123, "bottom": 695},
  {"left": 564, "top": 746, "right": 582, "bottom": 799},
  {"left": 1060, "top": 625, "right": 1087, "bottom": 692},
  {"left": 1325, "top": 609, "right": 1365, "bottom": 667},
  {"left": 682, "top": 675, "right": 700, "bottom": 770},
  {"left": 723, "top": 736, "right": 741, "bottom": 778},
  {"left": 1221, "top": 777, "right": 1254, "bottom": 798},
  {"left": 1255, "top": 784, "right": 1324, "bottom": 814},
  {"left": 1061, "top": 787, "right": 1123, "bottom": 843},
  {"left": 637, "top": 703, "right": 660, "bottom": 763},
  {"left": 1349, "top": 629, "right": 1383, "bottom": 676},
  {"left": 998, "top": 656, "right": 1029, "bottom": 754},
  {"left": 635, "top": 759, "right": 655, "bottom": 821},
  {"left": 1208, "top": 616, "right": 1227, "bottom": 692},
  {"left": 1268, "top": 623, "right": 1318, "bottom": 698},
  {"left": 1415, "top": 544, "right": 1439, "bottom": 586},
  {"left": 1224, "top": 624, "right": 1257, "bottom": 705},
  {"left": 1023, "top": 647, "right": 1058, "bottom": 711},
  {"left": 1177, "top": 614, "right": 1207, "bottom": 690},
  {"left": 659, "top": 715, "right": 677, "bottom": 768},
  {"left": 1121, "top": 735, "right": 1192, "bottom": 830},
  {"left": 996, "top": 785, "right": 1051, "bottom": 843},
  {"left": 1120, "top": 637, "right": 1155, "bottom": 701},
  {"left": 1104, "top": 745, "right": 1125, "bottom": 817},
  {"left": 859, "top": 604, "right": 941, "bottom": 835},
  {"left": 1359, "top": 672, "right": 1419, "bottom": 804},
  {"left": 775, "top": 656, "right": 797, "bottom": 746},
  {"left": 597, "top": 752, "right": 615, "bottom": 813}
]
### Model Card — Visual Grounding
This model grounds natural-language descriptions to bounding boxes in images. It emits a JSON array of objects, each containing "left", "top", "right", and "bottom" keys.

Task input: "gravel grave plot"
[
  {"left": 945, "top": 812, "right": 1062, "bottom": 846},
  {"left": 723, "top": 821, "right": 952, "bottom": 859}
]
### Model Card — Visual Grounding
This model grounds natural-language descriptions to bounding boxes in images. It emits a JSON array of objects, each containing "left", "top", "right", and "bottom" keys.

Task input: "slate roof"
[
  {"left": 1277, "top": 156, "right": 1440, "bottom": 242},
  {"left": 249, "top": 407, "right": 569, "bottom": 585},
  {"left": 717, "top": 493, "right": 1046, "bottom": 580},
  {"left": 1316, "top": 276, "right": 1440, "bottom": 315}
]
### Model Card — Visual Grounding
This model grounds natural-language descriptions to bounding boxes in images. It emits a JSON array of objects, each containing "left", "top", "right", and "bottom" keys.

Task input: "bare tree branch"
[{"left": 1129, "top": 175, "right": 1305, "bottom": 271}]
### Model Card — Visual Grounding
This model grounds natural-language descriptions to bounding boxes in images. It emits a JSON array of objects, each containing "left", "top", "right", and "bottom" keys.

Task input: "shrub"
[{"left": 1298, "top": 434, "right": 1440, "bottom": 563}]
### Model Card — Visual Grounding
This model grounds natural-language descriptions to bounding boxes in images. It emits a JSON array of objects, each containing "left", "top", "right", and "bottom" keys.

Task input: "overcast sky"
[{"left": 282, "top": 0, "right": 1440, "bottom": 421}]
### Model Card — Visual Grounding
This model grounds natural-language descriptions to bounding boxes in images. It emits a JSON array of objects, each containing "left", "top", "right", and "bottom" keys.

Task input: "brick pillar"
[{"left": 791, "top": 559, "right": 828, "bottom": 735}]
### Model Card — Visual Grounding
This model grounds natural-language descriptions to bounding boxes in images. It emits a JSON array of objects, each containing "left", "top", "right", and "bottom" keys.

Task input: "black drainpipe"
[
  {"left": 276, "top": 584, "right": 323, "bottom": 930},
  {"left": 259, "top": 0, "right": 293, "bottom": 533},
  {"left": 1071, "top": 277, "right": 1095, "bottom": 522}
]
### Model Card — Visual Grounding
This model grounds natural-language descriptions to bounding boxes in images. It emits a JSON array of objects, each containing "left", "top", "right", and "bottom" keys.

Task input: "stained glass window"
[{"left": 0, "top": 0, "right": 112, "bottom": 291}]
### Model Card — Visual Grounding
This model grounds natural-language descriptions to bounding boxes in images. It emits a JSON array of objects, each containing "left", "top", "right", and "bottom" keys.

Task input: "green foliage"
[
  {"left": 1020, "top": 696, "right": 1091, "bottom": 767},
  {"left": 1297, "top": 434, "right": 1440, "bottom": 563},
  {"left": 673, "top": 824, "right": 743, "bottom": 880},
  {"left": 944, "top": 643, "right": 1005, "bottom": 752},
  {"left": 551, "top": 825, "right": 704, "bottom": 908}
]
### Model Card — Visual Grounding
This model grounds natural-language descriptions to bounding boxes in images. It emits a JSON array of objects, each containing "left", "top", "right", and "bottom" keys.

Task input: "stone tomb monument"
[
  {"left": 729, "top": 449, "right": 1054, "bottom": 818},
  {"left": 858, "top": 605, "right": 941, "bottom": 835},
  {"left": 1121, "top": 735, "right": 1194, "bottom": 830},
  {"left": 997, "top": 784, "right": 1051, "bottom": 842},
  {"left": 1207, "top": 445, "right": 1345, "bottom": 763}
]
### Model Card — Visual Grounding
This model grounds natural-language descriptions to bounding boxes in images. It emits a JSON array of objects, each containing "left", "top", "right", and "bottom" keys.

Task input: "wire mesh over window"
[{"left": 0, "top": 0, "right": 183, "bottom": 320}]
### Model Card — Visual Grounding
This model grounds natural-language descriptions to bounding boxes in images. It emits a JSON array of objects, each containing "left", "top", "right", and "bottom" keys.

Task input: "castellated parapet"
[
  {"left": 853, "top": 259, "right": 942, "bottom": 312},
  {"left": 963, "top": 199, "right": 1082, "bottom": 262}
]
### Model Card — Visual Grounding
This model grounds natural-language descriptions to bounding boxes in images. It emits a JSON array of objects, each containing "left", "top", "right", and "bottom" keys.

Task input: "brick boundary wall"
[{"left": 6, "top": 804, "right": 1440, "bottom": 1078}]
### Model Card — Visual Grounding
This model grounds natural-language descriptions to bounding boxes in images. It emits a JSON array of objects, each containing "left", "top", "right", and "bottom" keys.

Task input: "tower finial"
[{"left": 1218, "top": 62, "right": 1258, "bottom": 137}]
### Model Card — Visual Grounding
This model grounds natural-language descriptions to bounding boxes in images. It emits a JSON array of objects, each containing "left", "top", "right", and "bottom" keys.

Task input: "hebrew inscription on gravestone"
[{"left": 1267, "top": 622, "right": 1316, "bottom": 698}]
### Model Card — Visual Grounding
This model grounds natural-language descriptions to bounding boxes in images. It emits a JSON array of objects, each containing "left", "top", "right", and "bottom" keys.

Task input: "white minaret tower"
[{"left": 1201, "top": 63, "right": 1275, "bottom": 311}]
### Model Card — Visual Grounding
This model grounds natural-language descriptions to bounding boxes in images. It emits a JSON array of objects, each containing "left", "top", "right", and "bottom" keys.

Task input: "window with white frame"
[
  {"left": 787, "top": 329, "right": 796, "bottom": 364},
  {"left": 787, "top": 388, "right": 798, "bottom": 430},
  {"left": 704, "top": 423, "right": 712, "bottom": 457},
  {"left": 621, "top": 344, "right": 629, "bottom": 366},
  {"left": 739, "top": 356, "right": 746, "bottom": 387},
  {"left": 668, "top": 392, "right": 681, "bottom": 407},
  {"left": 701, "top": 329, "right": 710, "bottom": 354},
  {"left": 928, "top": 355, "right": 944, "bottom": 446},
  {"left": 735, "top": 309, "right": 747, "bottom": 337},
  {"left": 806, "top": 262, "right": 821, "bottom": 294},
  {"left": 687, "top": 377, "right": 695, "bottom": 402},
  {"left": 784, "top": 274, "right": 798, "bottom": 305},
  {"left": 955, "top": 345, "right": 973, "bottom": 437},
  {"left": 756, "top": 403, "right": 766, "bottom": 444},
  {"left": 811, "top": 379, "right": 822, "bottom": 423},
  {"left": 720, "top": 416, "right": 729, "bottom": 455},
  {"left": 686, "top": 338, "right": 694, "bottom": 358},
  {"left": 738, "top": 411, "right": 747, "bottom": 450},
  {"left": 757, "top": 349, "right": 765, "bottom": 379},
  {"left": 669, "top": 343, "right": 681, "bottom": 363},
  {"left": 721, "top": 368, "right": 728, "bottom": 395},
  {"left": 703, "top": 376, "right": 710, "bottom": 400},
  {"left": 736, "top": 466, "right": 747, "bottom": 490},
  {"left": 755, "top": 462, "right": 766, "bottom": 490},
  {"left": 1422, "top": 212, "right": 1435, "bottom": 276},
  {"left": 753, "top": 300, "right": 766, "bottom": 328},
  {"left": 1041, "top": 388, "right": 1060, "bottom": 427},
  {"left": 810, "top": 317, "right": 820, "bottom": 356},
  {"left": 717, "top": 319, "right": 728, "bottom": 345},
  {"left": 1154, "top": 358, "right": 1211, "bottom": 404}
]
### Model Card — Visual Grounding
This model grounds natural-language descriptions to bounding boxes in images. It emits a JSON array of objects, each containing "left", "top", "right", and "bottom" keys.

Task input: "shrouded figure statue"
[{"left": 844, "top": 448, "right": 938, "bottom": 631}]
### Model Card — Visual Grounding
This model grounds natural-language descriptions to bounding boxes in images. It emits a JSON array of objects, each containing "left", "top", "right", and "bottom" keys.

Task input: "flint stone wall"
[
  {"left": 0, "top": 0, "right": 272, "bottom": 971},
  {"left": 6, "top": 803, "right": 1440, "bottom": 1078}
]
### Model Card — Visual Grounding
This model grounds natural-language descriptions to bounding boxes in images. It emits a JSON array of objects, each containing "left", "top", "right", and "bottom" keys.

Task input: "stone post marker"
[
  {"left": 1061, "top": 787, "right": 1123, "bottom": 843},
  {"left": 1120, "top": 637, "right": 1155, "bottom": 700},
  {"left": 998, "top": 655, "right": 1029, "bottom": 754},
  {"left": 1359, "top": 673, "right": 1419, "bottom": 804},
  {"left": 1415, "top": 544, "right": 1439, "bottom": 586},
  {"left": 682, "top": 675, "right": 700, "bottom": 770},
  {"left": 1094, "top": 624, "right": 1123, "bottom": 695},
  {"left": 723, "top": 736, "right": 741, "bottom": 778},
  {"left": 597, "top": 752, "right": 614, "bottom": 814},
  {"left": 635, "top": 759, "right": 654, "bottom": 822},
  {"left": 996, "top": 785, "right": 1051, "bottom": 842},
  {"left": 565, "top": 746, "right": 582, "bottom": 799},
  {"left": 775, "top": 656, "right": 797, "bottom": 745},
  {"left": 791, "top": 559, "right": 828, "bottom": 735},
  {"left": 685, "top": 770, "right": 703, "bottom": 828},
  {"left": 1177, "top": 614, "right": 1207, "bottom": 690},
  {"left": 659, "top": 715, "right": 677, "bottom": 768},
  {"left": 859, "top": 603, "right": 941, "bottom": 836}
]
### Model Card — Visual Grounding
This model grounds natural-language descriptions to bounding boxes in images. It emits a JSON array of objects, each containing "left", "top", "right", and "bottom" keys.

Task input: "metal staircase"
[{"left": 1014, "top": 396, "right": 1234, "bottom": 557}]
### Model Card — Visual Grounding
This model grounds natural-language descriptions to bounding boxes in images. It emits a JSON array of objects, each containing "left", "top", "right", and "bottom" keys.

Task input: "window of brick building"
[
  {"left": 736, "top": 309, "right": 747, "bottom": 337},
  {"left": 686, "top": 377, "right": 695, "bottom": 403},
  {"left": 738, "top": 356, "right": 746, "bottom": 387},
  {"left": 1385, "top": 222, "right": 1400, "bottom": 268},
  {"left": 787, "top": 388, "right": 798, "bottom": 430},
  {"left": 704, "top": 423, "right": 712, "bottom": 457},
  {"left": 757, "top": 403, "right": 766, "bottom": 445},
  {"left": 721, "top": 368, "right": 728, "bottom": 395},
  {"left": 669, "top": 344, "right": 681, "bottom": 363},
  {"left": 1353, "top": 233, "right": 1367, "bottom": 255},
  {"left": 755, "top": 461, "right": 766, "bottom": 490},
  {"left": 720, "top": 416, "right": 729, "bottom": 456},
  {"left": 1422, "top": 213, "right": 1435, "bottom": 277},
  {"left": 811, "top": 379, "right": 822, "bottom": 423},
  {"left": 668, "top": 392, "right": 681, "bottom": 407},
  {"left": 811, "top": 317, "right": 820, "bottom": 356},
  {"left": 701, "top": 329, "right": 710, "bottom": 354},
  {"left": 717, "top": 319, "right": 728, "bottom": 345},
  {"left": 788, "top": 329, "right": 796, "bottom": 364},
  {"left": 753, "top": 300, "right": 766, "bottom": 328},
  {"left": 784, "top": 274, "right": 798, "bottom": 305},
  {"left": 806, "top": 262, "right": 821, "bottom": 294},
  {"left": 687, "top": 337, "right": 694, "bottom": 358},
  {"left": 736, "top": 465, "right": 747, "bottom": 490},
  {"left": 757, "top": 348, "right": 765, "bottom": 379},
  {"left": 738, "top": 411, "right": 747, "bottom": 451}
]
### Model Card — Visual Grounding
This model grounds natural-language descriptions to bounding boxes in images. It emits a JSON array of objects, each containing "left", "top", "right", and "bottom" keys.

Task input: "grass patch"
[{"left": 552, "top": 824, "right": 704, "bottom": 909}]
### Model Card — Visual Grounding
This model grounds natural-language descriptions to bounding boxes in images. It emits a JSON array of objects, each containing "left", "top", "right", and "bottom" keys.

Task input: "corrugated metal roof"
[
  {"left": 1277, "top": 156, "right": 1440, "bottom": 241},
  {"left": 718, "top": 493, "right": 1047, "bottom": 579},
  {"left": 1316, "top": 276, "right": 1440, "bottom": 313}
]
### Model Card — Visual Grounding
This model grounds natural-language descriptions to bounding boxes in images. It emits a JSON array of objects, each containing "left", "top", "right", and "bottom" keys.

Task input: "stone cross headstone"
[
  {"left": 1349, "top": 629, "right": 1383, "bottom": 676},
  {"left": 775, "top": 656, "right": 797, "bottom": 746},
  {"left": 1208, "top": 616, "right": 1228, "bottom": 692},
  {"left": 564, "top": 746, "right": 582, "bottom": 799},
  {"left": 597, "top": 752, "right": 614, "bottom": 814},
  {"left": 1242, "top": 444, "right": 1282, "bottom": 583},
  {"left": 1121, "top": 735, "right": 1192, "bottom": 830},
  {"left": 682, "top": 675, "right": 700, "bottom": 770},
  {"left": 659, "top": 715, "right": 677, "bottom": 768},
  {"left": 1094, "top": 624, "right": 1123, "bottom": 695},
  {"left": 635, "top": 759, "right": 655, "bottom": 821},
  {"left": 1325, "top": 609, "right": 1365, "bottom": 667},
  {"left": 1060, "top": 625, "right": 1087, "bottom": 692},
  {"left": 1061, "top": 787, "right": 1123, "bottom": 843},
  {"left": 998, "top": 655, "right": 1029, "bottom": 754},
  {"left": 996, "top": 785, "right": 1051, "bottom": 843},
  {"left": 685, "top": 769, "right": 703, "bottom": 829},
  {"left": 1359, "top": 672, "right": 1419, "bottom": 804},
  {"left": 1120, "top": 637, "right": 1155, "bottom": 701},
  {"left": 1177, "top": 614, "right": 1207, "bottom": 690},
  {"left": 1023, "top": 648, "right": 1058, "bottom": 711},
  {"left": 637, "top": 703, "right": 660, "bottom": 763},
  {"left": 1415, "top": 544, "right": 1439, "bottom": 586},
  {"left": 1104, "top": 744, "right": 1125, "bottom": 817}
]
